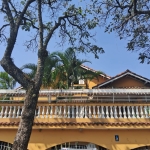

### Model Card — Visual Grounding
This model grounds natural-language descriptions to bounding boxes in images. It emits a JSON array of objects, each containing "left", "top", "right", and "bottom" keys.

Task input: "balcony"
[
  {"left": 0, "top": 89, "right": 150, "bottom": 129},
  {"left": 0, "top": 103, "right": 150, "bottom": 119}
]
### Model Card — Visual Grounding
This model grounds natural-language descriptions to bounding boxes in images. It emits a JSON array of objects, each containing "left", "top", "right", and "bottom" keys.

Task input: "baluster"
[
  {"left": 123, "top": 106, "right": 127, "bottom": 118},
  {"left": 16, "top": 106, "right": 20, "bottom": 118},
  {"left": 127, "top": 106, "right": 131, "bottom": 118},
  {"left": 110, "top": 106, "right": 113, "bottom": 118},
  {"left": 54, "top": 106, "right": 58, "bottom": 118},
  {"left": 101, "top": 106, "right": 105, "bottom": 118},
  {"left": 93, "top": 106, "right": 96, "bottom": 118},
  {"left": 4, "top": 106, "right": 8, "bottom": 118},
  {"left": 64, "top": 106, "right": 67, "bottom": 118},
  {"left": 37, "top": 106, "right": 41, "bottom": 118},
  {"left": 89, "top": 106, "right": 92, "bottom": 118},
  {"left": 140, "top": 106, "right": 144, "bottom": 118},
  {"left": 135, "top": 106, "right": 140, "bottom": 118},
  {"left": 21, "top": 106, "right": 24, "bottom": 116},
  {"left": 12, "top": 106, "right": 16, "bottom": 118},
  {"left": 72, "top": 106, "right": 74, "bottom": 118},
  {"left": 46, "top": 106, "right": 49, "bottom": 118},
  {"left": 105, "top": 106, "right": 109, "bottom": 118},
  {"left": 8, "top": 106, "right": 12, "bottom": 118},
  {"left": 119, "top": 106, "right": 122, "bottom": 118},
  {"left": 42, "top": 106, "right": 45, "bottom": 118},
  {"left": 114, "top": 106, "right": 118, "bottom": 118},
  {"left": 59, "top": 106, "right": 62, "bottom": 118},
  {"left": 68, "top": 106, "right": 70, "bottom": 118},
  {"left": 0, "top": 106, "right": 4, "bottom": 118},
  {"left": 82, "top": 106, "right": 85, "bottom": 118},
  {"left": 97, "top": 106, "right": 100, "bottom": 118},
  {"left": 85, "top": 106, "right": 87, "bottom": 118},
  {"left": 50, "top": 106, "right": 53, "bottom": 118},
  {"left": 131, "top": 106, "right": 135, "bottom": 118},
  {"left": 144, "top": 106, "right": 148, "bottom": 118}
]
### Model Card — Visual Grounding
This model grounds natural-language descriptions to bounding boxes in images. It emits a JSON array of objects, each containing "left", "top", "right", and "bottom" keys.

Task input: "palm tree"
[
  {"left": 21, "top": 54, "right": 60, "bottom": 88},
  {"left": 0, "top": 72, "right": 16, "bottom": 89},
  {"left": 52, "top": 47, "right": 91, "bottom": 88}
]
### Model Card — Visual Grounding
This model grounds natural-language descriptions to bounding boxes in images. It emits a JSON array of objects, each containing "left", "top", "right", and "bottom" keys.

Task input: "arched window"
[{"left": 0, "top": 141, "right": 13, "bottom": 150}]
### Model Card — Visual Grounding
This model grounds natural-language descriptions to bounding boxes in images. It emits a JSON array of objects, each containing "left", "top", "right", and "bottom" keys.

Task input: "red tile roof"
[
  {"left": 1, "top": 122, "right": 150, "bottom": 126},
  {"left": 80, "top": 65, "right": 111, "bottom": 79},
  {"left": 93, "top": 69, "right": 150, "bottom": 89}
]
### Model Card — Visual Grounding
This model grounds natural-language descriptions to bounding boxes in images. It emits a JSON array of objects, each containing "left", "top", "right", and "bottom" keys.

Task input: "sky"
[{"left": 0, "top": 2, "right": 149, "bottom": 81}]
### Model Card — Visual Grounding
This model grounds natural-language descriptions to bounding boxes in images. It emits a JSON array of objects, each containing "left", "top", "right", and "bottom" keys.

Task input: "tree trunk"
[{"left": 12, "top": 86, "right": 39, "bottom": 150}]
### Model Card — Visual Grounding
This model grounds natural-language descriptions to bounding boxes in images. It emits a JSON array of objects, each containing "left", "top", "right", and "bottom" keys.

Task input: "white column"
[
  {"left": 127, "top": 106, "right": 131, "bottom": 118},
  {"left": 50, "top": 106, "right": 53, "bottom": 118},
  {"left": 101, "top": 106, "right": 105, "bottom": 118},
  {"left": 12, "top": 106, "right": 16, "bottom": 118},
  {"left": 64, "top": 106, "right": 67, "bottom": 118},
  {"left": 4, "top": 106, "right": 8, "bottom": 118},
  {"left": 106, "top": 106, "right": 109, "bottom": 118},
  {"left": 16, "top": 106, "right": 20, "bottom": 118},
  {"left": 89, "top": 106, "right": 92, "bottom": 118},
  {"left": 135, "top": 106, "right": 140, "bottom": 118},
  {"left": 85, "top": 106, "right": 87, "bottom": 118},
  {"left": 97, "top": 106, "right": 100, "bottom": 118},
  {"left": 72, "top": 106, "right": 74, "bottom": 118},
  {"left": 42, "top": 106, "right": 45, "bottom": 118},
  {"left": 131, "top": 106, "right": 135, "bottom": 118},
  {"left": 59, "top": 106, "right": 62, "bottom": 118},
  {"left": 110, "top": 106, "right": 114, "bottom": 118},
  {"left": 8, "top": 106, "right": 12, "bottom": 118},
  {"left": 54, "top": 106, "right": 58, "bottom": 118},
  {"left": 114, "top": 106, "right": 118, "bottom": 118},
  {"left": 119, "top": 106, "right": 122, "bottom": 118},
  {"left": 21, "top": 106, "right": 24, "bottom": 116},
  {"left": 0, "top": 106, "right": 4, "bottom": 118},
  {"left": 67, "top": 106, "right": 70, "bottom": 118},
  {"left": 46, "top": 106, "right": 49, "bottom": 118},
  {"left": 37, "top": 106, "right": 41, "bottom": 118},
  {"left": 123, "top": 106, "right": 127, "bottom": 118}
]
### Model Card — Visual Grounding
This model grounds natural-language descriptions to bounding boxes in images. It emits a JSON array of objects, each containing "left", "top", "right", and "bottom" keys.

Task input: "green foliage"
[
  {"left": 0, "top": 72, "right": 16, "bottom": 89},
  {"left": 91, "top": 0, "right": 150, "bottom": 63}
]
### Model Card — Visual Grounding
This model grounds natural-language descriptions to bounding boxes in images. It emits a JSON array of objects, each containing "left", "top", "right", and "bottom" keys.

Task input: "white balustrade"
[{"left": 0, "top": 104, "right": 150, "bottom": 119}]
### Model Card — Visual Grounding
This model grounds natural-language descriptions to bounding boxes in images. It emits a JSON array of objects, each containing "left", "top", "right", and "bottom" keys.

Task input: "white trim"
[
  {"left": 95, "top": 72, "right": 150, "bottom": 88},
  {"left": 0, "top": 89, "right": 150, "bottom": 95}
]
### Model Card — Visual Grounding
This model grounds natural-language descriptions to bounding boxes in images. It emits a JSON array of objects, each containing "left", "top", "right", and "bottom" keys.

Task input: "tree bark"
[{"left": 12, "top": 85, "right": 40, "bottom": 150}]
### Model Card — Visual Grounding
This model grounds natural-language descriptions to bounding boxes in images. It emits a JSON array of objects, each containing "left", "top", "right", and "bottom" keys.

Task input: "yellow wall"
[
  {"left": 87, "top": 76, "right": 108, "bottom": 89},
  {"left": 101, "top": 76, "right": 150, "bottom": 88},
  {"left": 1, "top": 128, "right": 150, "bottom": 150}
]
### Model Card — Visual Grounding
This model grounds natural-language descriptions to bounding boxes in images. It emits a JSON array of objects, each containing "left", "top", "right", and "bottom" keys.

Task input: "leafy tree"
[
  {"left": 0, "top": 72, "right": 16, "bottom": 89},
  {"left": 0, "top": 0, "right": 103, "bottom": 149},
  {"left": 21, "top": 54, "right": 59, "bottom": 88},
  {"left": 52, "top": 47, "right": 91, "bottom": 88},
  {"left": 91, "top": 0, "right": 150, "bottom": 63}
]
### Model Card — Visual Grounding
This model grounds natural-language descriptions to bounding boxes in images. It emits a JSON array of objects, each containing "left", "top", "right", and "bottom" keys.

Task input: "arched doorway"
[
  {"left": 0, "top": 141, "right": 12, "bottom": 150},
  {"left": 46, "top": 141, "right": 107, "bottom": 150},
  {"left": 132, "top": 146, "right": 150, "bottom": 150}
]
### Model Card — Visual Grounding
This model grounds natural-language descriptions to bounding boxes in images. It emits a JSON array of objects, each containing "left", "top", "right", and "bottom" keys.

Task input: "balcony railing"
[{"left": 0, "top": 104, "right": 150, "bottom": 119}]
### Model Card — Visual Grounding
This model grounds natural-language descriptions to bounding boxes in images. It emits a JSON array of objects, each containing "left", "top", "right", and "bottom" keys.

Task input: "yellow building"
[{"left": 0, "top": 69, "right": 150, "bottom": 150}]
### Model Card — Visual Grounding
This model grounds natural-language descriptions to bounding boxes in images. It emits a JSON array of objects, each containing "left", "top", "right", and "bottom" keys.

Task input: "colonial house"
[{"left": 0, "top": 68, "right": 150, "bottom": 150}]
